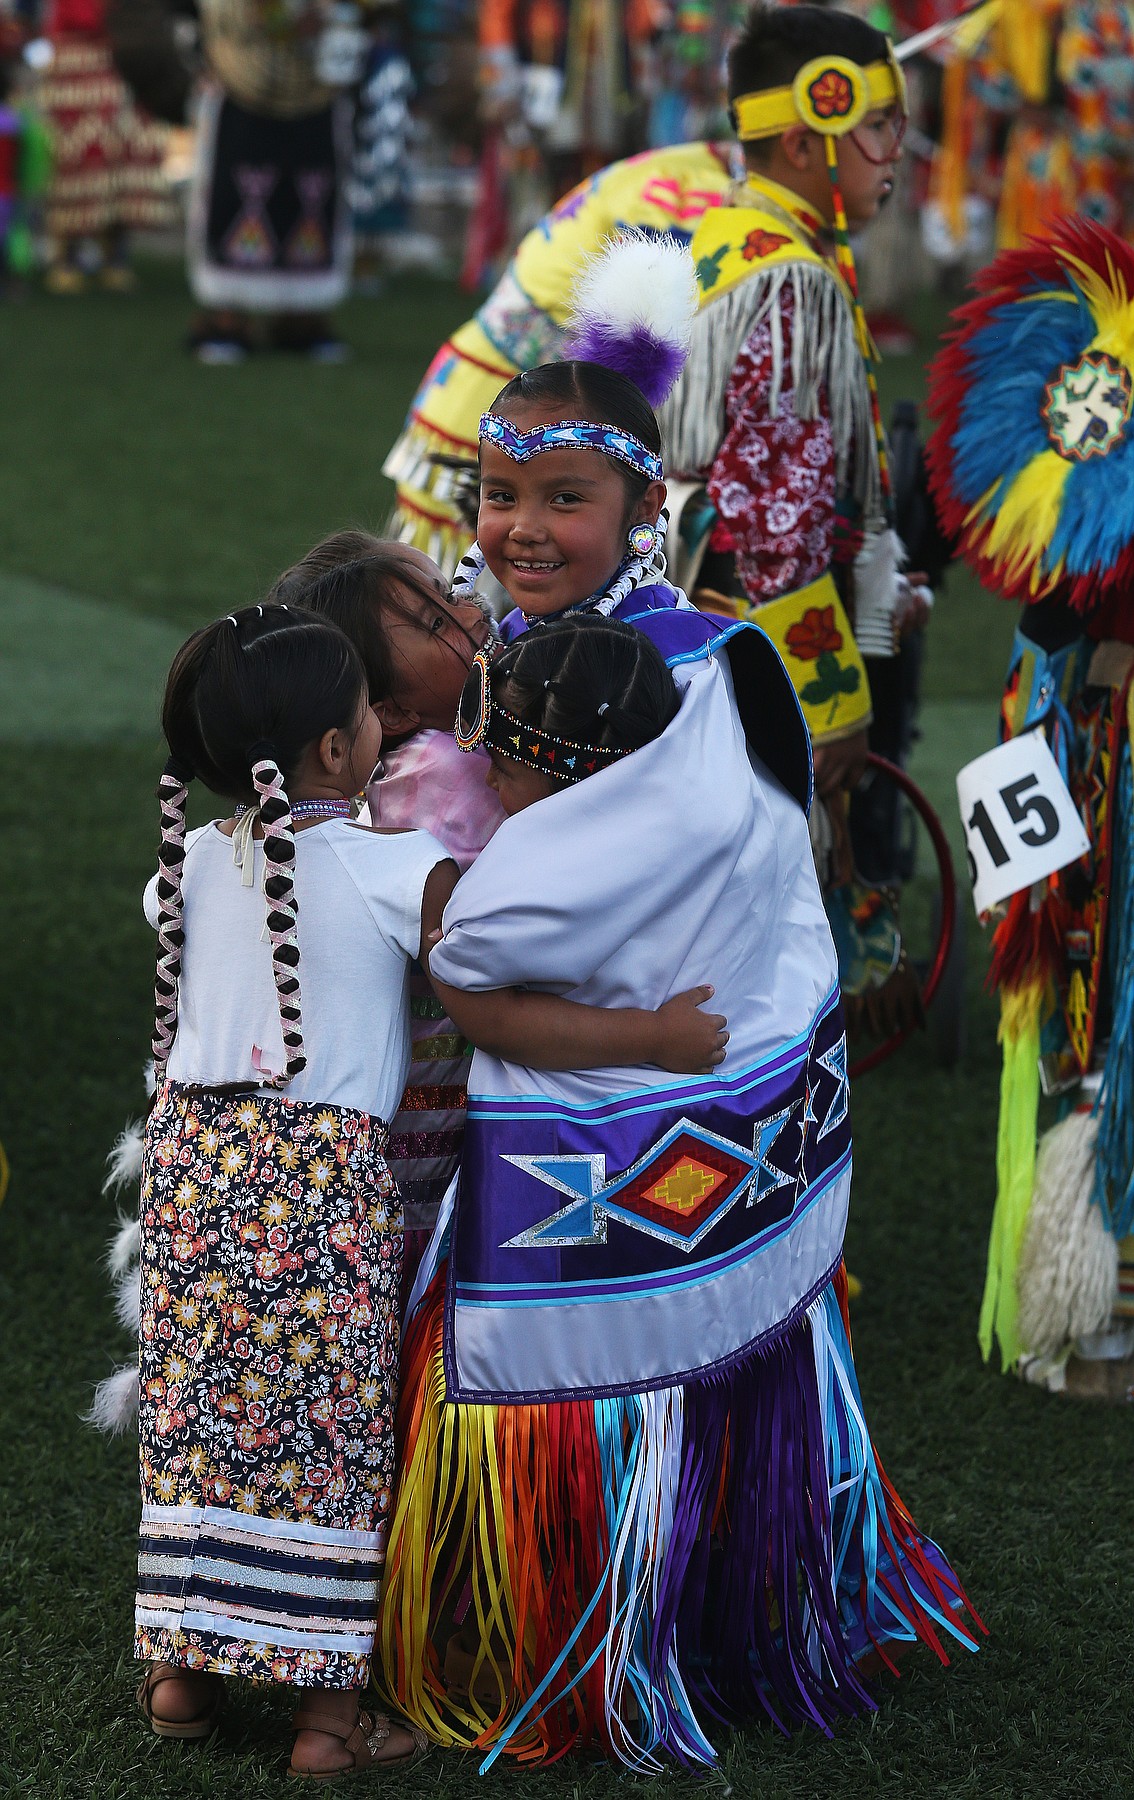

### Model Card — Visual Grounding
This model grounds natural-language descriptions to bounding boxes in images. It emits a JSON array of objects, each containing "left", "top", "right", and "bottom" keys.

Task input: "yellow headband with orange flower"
[{"left": 732, "top": 45, "right": 907, "bottom": 141}]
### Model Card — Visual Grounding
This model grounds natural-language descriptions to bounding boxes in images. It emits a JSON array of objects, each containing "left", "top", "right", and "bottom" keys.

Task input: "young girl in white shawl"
[{"left": 376, "top": 614, "right": 982, "bottom": 1771}]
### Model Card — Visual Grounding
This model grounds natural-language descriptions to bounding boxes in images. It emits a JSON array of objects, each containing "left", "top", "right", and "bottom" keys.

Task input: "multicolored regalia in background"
[
  {"left": 383, "top": 139, "right": 737, "bottom": 574},
  {"left": 37, "top": 0, "right": 173, "bottom": 292},
  {"left": 928, "top": 215, "right": 1134, "bottom": 1392},
  {"left": 187, "top": 0, "right": 355, "bottom": 338},
  {"left": 374, "top": 607, "right": 982, "bottom": 1769},
  {"left": 932, "top": 0, "right": 1134, "bottom": 252}
]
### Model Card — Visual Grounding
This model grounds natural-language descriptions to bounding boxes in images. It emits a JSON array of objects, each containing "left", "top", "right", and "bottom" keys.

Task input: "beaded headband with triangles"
[{"left": 455, "top": 646, "right": 629, "bottom": 783}]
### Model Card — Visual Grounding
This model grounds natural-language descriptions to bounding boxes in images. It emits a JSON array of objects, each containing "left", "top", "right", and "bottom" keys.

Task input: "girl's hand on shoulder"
[{"left": 652, "top": 985, "right": 728, "bottom": 1074}]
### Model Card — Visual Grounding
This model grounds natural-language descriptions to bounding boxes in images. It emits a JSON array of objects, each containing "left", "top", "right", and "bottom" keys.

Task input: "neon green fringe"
[{"left": 979, "top": 984, "right": 1043, "bottom": 1368}]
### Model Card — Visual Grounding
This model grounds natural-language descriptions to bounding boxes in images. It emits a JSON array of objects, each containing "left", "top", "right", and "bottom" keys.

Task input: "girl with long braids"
[{"left": 131, "top": 602, "right": 724, "bottom": 1776}]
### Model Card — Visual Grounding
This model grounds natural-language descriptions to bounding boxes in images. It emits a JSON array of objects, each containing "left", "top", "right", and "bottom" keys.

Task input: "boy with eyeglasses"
[{"left": 660, "top": 3, "right": 916, "bottom": 799}]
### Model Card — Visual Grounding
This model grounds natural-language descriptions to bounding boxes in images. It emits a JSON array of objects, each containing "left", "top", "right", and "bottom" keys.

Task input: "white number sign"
[{"left": 955, "top": 730, "right": 1089, "bottom": 916}]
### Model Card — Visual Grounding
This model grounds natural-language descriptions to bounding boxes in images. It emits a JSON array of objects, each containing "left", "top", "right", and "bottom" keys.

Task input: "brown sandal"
[
  {"left": 136, "top": 1664, "right": 222, "bottom": 1740},
  {"left": 441, "top": 1633, "right": 509, "bottom": 1713},
  {"left": 287, "top": 1704, "right": 428, "bottom": 1782}
]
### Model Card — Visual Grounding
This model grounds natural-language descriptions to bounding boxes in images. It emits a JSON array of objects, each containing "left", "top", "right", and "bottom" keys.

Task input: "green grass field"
[{"left": 1, "top": 266, "right": 1130, "bottom": 1800}]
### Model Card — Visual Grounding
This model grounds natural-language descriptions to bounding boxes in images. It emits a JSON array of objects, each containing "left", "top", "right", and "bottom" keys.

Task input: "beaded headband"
[
  {"left": 455, "top": 647, "right": 629, "bottom": 783},
  {"left": 732, "top": 46, "right": 907, "bottom": 142},
  {"left": 479, "top": 412, "right": 663, "bottom": 484}
]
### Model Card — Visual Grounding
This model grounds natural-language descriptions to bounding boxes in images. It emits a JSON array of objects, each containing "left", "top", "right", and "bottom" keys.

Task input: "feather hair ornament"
[
  {"left": 562, "top": 229, "right": 698, "bottom": 408},
  {"left": 927, "top": 217, "right": 1134, "bottom": 613}
]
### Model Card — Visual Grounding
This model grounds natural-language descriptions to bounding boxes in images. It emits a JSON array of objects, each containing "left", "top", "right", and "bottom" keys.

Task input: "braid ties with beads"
[
  {"left": 250, "top": 752, "right": 306, "bottom": 1085},
  {"left": 152, "top": 756, "right": 192, "bottom": 1079}
]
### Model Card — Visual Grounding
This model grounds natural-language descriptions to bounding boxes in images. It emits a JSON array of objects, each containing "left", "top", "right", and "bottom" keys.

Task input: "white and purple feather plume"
[{"left": 563, "top": 230, "right": 697, "bottom": 409}]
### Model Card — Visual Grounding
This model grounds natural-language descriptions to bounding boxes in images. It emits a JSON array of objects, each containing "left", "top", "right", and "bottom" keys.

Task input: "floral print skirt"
[{"left": 134, "top": 1081, "right": 401, "bottom": 1689}]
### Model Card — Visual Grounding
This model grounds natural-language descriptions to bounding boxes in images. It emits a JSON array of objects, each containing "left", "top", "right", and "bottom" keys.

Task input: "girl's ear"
[
  {"left": 373, "top": 695, "right": 420, "bottom": 736},
  {"left": 316, "top": 724, "right": 348, "bottom": 778},
  {"left": 632, "top": 480, "right": 667, "bottom": 528}
]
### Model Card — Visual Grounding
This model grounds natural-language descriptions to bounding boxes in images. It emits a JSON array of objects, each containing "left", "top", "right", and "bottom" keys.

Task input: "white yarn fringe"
[
  {"left": 853, "top": 526, "right": 905, "bottom": 659},
  {"left": 89, "top": 1087, "right": 149, "bottom": 1434},
  {"left": 1017, "top": 1111, "right": 1118, "bottom": 1358},
  {"left": 566, "top": 229, "right": 698, "bottom": 362},
  {"left": 107, "top": 1212, "right": 140, "bottom": 1277},
  {"left": 86, "top": 1363, "right": 140, "bottom": 1434},
  {"left": 113, "top": 1264, "right": 142, "bottom": 1333},
  {"left": 102, "top": 1120, "right": 144, "bottom": 1195},
  {"left": 658, "top": 263, "right": 881, "bottom": 524}
]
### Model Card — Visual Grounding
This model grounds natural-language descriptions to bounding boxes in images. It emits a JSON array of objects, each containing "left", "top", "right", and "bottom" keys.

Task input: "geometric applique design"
[
  {"left": 815, "top": 1032, "right": 849, "bottom": 1140},
  {"left": 1042, "top": 349, "right": 1132, "bottom": 462},
  {"left": 745, "top": 1102, "right": 799, "bottom": 1214},
  {"left": 502, "top": 1118, "right": 773, "bottom": 1254},
  {"left": 224, "top": 166, "right": 277, "bottom": 268},
  {"left": 284, "top": 170, "right": 332, "bottom": 269}
]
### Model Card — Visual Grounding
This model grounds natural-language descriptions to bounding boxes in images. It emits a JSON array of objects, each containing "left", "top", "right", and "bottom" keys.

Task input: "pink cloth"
[
  {"left": 366, "top": 729, "right": 505, "bottom": 872},
  {"left": 365, "top": 729, "right": 505, "bottom": 1298}
]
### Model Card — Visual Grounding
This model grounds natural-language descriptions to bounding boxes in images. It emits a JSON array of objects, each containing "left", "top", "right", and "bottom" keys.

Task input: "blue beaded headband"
[{"left": 478, "top": 412, "right": 663, "bottom": 483}]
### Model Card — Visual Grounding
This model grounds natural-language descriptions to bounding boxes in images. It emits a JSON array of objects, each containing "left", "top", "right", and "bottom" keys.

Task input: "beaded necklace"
[{"left": 234, "top": 796, "right": 355, "bottom": 824}]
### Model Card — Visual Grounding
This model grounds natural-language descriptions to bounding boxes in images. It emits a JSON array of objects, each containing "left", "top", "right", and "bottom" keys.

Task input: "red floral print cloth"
[
  {"left": 134, "top": 1082, "right": 400, "bottom": 1689},
  {"left": 706, "top": 288, "right": 843, "bottom": 605}
]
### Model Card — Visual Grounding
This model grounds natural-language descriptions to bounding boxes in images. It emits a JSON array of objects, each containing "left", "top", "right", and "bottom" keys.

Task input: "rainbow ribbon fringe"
[{"left": 376, "top": 1267, "right": 982, "bottom": 1769}]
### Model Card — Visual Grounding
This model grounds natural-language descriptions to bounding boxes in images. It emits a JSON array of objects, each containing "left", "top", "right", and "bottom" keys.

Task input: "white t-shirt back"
[{"left": 144, "top": 819, "right": 450, "bottom": 1120}]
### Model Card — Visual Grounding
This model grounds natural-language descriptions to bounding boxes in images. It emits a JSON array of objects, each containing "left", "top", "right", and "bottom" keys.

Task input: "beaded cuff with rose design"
[{"left": 702, "top": 573, "right": 872, "bottom": 745}]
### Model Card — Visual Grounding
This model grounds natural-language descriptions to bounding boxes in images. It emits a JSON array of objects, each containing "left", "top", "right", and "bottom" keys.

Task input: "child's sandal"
[
  {"left": 441, "top": 1633, "right": 509, "bottom": 1713},
  {"left": 287, "top": 1705, "right": 428, "bottom": 1781},
  {"left": 136, "top": 1664, "right": 222, "bottom": 1740}
]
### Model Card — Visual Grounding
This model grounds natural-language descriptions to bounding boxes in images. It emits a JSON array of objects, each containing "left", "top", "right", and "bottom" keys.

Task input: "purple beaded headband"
[{"left": 478, "top": 411, "right": 663, "bottom": 484}]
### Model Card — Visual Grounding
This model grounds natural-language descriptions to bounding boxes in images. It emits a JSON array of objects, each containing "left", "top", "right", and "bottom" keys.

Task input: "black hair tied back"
[
  {"left": 153, "top": 604, "right": 366, "bottom": 1090},
  {"left": 489, "top": 615, "right": 680, "bottom": 764}
]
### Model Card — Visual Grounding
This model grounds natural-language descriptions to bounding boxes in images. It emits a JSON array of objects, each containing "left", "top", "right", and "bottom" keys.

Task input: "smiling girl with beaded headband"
[{"left": 448, "top": 228, "right": 815, "bottom": 808}]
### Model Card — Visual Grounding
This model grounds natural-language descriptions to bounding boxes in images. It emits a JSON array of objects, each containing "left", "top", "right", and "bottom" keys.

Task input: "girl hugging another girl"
[
  {"left": 129, "top": 600, "right": 721, "bottom": 1778},
  {"left": 269, "top": 532, "right": 506, "bottom": 1292}
]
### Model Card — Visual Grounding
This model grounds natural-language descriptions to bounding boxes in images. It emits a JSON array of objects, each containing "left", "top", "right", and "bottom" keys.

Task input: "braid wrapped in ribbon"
[
  {"left": 249, "top": 747, "right": 306, "bottom": 1086},
  {"left": 151, "top": 755, "right": 192, "bottom": 1079}
]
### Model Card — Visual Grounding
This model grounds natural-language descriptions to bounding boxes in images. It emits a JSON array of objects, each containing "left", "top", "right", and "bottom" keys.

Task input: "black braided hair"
[
  {"left": 154, "top": 603, "right": 367, "bottom": 1088},
  {"left": 489, "top": 361, "right": 662, "bottom": 507},
  {"left": 487, "top": 615, "right": 679, "bottom": 764},
  {"left": 249, "top": 748, "right": 306, "bottom": 1084},
  {"left": 151, "top": 754, "right": 192, "bottom": 1078}
]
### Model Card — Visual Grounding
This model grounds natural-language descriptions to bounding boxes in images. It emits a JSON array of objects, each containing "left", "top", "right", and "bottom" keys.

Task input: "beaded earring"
[{"left": 627, "top": 520, "right": 659, "bottom": 560}]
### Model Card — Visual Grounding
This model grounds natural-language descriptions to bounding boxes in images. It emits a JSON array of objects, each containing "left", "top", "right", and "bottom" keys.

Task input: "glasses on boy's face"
[{"left": 848, "top": 109, "right": 906, "bottom": 165}]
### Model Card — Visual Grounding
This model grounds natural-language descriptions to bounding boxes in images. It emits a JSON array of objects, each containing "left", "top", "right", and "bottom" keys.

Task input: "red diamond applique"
[{"left": 612, "top": 1130, "right": 752, "bottom": 1238}]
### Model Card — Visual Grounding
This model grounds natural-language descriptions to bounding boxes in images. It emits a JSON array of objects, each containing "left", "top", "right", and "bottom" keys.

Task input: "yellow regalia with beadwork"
[
  {"left": 658, "top": 46, "right": 909, "bottom": 747},
  {"left": 383, "top": 141, "right": 736, "bottom": 573}
]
